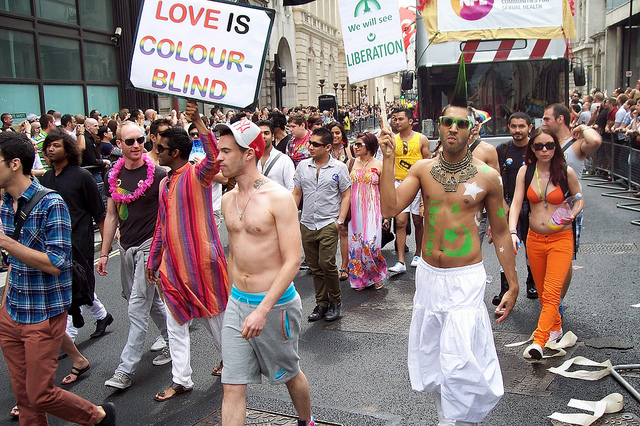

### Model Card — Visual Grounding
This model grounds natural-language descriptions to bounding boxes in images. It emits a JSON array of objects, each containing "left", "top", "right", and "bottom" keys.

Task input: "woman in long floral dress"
[{"left": 348, "top": 132, "right": 387, "bottom": 290}]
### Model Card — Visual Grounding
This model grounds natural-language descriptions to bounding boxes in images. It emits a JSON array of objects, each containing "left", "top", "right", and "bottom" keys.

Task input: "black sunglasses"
[
  {"left": 122, "top": 136, "right": 145, "bottom": 146},
  {"left": 532, "top": 142, "right": 556, "bottom": 151},
  {"left": 353, "top": 142, "right": 365, "bottom": 148},
  {"left": 156, "top": 144, "right": 173, "bottom": 153},
  {"left": 439, "top": 116, "right": 472, "bottom": 130},
  {"left": 189, "top": 132, "right": 199, "bottom": 138},
  {"left": 309, "top": 142, "right": 327, "bottom": 147}
]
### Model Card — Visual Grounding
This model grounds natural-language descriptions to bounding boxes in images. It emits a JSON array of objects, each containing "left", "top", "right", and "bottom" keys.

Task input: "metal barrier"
[
  {"left": 346, "top": 115, "right": 378, "bottom": 138},
  {"left": 588, "top": 139, "right": 640, "bottom": 226}
]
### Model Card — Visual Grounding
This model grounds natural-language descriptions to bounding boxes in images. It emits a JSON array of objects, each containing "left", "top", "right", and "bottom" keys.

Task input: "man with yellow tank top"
[{"left": 389, "top": 107, "right": 431, "bottom": 273}]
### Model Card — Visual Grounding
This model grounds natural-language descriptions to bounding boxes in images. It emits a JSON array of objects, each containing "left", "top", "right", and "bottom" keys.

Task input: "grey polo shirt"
[{"left": 294, "top": 157, "right": 351, "bottom": 230}]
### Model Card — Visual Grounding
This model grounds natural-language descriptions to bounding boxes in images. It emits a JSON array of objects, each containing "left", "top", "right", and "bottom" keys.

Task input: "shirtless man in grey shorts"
[{"left": 216, "top": 119, "right": 315, "bottom": 426}]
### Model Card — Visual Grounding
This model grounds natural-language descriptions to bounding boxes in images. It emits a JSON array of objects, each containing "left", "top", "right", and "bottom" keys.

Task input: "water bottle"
[{"left": 548, "top": 193, "right": 582, "bottom": 230}]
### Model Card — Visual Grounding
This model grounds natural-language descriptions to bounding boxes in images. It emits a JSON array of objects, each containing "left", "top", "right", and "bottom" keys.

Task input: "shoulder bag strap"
[
  {"left": 263, "top": 151, "right": 282, "bottom": 177},
  {"left": 12, "top": 189, "right": 56, "bottom": 241}
]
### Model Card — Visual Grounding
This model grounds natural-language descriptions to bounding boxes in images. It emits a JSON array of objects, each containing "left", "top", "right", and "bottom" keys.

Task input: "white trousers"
[
  {"left": 435, "top": 393, "right": 478, "bottom": 426},
  {"left": 65, "top": 293, "right": 108, "bottom": 341},
  {"left": 165, "top": 304, "right": 223, "bottom": 388}
]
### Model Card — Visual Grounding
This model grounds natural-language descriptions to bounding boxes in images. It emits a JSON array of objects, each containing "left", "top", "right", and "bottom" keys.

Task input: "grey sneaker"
[
  {"left": 150, "top": 335, "right": 167, "bottom": 352},
  {"left": 152, "top": 347, "right": 171, "bottom": 366},
  {"left": 105, "top": 372, "right": 131, "bottom": 389}
]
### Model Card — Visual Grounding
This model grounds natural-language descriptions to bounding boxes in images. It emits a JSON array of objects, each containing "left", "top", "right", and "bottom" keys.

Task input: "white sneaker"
[
  {"left": 388, "top": 262, "right": 406, "bottom": 273},
  {"left": 410, "top": 256, "right": 420, "bottom": 267},
  {"left": 523, "top": 343, "right": 543, "bottom": 360},
  {"left": 105, "top": 372, "right": 132, "bottom": 389},
  {"left": 152, "top": 347, "right": 172, "bottom": 366},
  {"left": 549, "top": 328, "right": 564, "bottom": 342},
  {"left": 150, "top": 335, "right": 167, "bottom": 352}
]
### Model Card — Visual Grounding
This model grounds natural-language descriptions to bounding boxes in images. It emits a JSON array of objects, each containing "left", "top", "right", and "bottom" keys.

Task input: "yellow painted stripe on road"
[{"left": 94, "top": 251, "right": 120, "bottom": 265}]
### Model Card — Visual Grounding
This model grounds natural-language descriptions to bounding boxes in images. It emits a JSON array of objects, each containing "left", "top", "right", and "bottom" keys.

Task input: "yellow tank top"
[{"left": 394, "top": 132, "right": 422, "bottom": 180}]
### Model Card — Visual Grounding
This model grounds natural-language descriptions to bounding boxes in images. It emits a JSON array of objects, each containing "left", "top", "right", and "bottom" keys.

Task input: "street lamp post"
[
  {"left": 333, "top": 83, "right": 339, "bottom": 98},
  {"left": 318, "top": 79, "right": 325, "bottom": 94},
  {"left": 340, "top": 84, "right": 346, "bottom": 106},
  {"left": 350, "top": 84, "right": 357, "bottom": 104}
]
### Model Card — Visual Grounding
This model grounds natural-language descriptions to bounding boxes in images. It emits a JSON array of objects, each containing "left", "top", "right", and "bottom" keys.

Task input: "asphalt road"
[{"left": 0, "top": 173, "right": 639, "bottom": 425}]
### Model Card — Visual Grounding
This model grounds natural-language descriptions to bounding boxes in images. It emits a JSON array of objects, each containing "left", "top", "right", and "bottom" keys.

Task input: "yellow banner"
[{"left": 421, "top": 0, "right": 576, "bottom": 43}]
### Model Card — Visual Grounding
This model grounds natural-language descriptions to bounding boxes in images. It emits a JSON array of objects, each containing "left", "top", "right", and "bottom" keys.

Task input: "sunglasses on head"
[
  {"left": 309, "top": 141, "right": 327, "bottom": 147},
  {"left": 532, "top": 142, "right": 556, "bottom": 151},
  {"left": 122, "top": 136, "right": 145, "bottom": 146},
  {"left": 439, "top": 116, "right": 472, "bottom": 130}
]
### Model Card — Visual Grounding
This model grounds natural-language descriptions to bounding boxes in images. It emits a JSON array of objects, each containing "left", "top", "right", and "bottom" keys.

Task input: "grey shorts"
[{"left": 221, "top": 286, "right": 302, "bottom": 385}]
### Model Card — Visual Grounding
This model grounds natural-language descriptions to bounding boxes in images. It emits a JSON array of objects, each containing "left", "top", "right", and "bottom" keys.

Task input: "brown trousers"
[{"left": 0, "top": 307, "right": 98, "bottom": 425}]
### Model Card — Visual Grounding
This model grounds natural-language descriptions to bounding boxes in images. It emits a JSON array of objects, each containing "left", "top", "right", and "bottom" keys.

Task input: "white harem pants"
[{"left": 408, "top": 258, "right": 503, "bottom": 424}]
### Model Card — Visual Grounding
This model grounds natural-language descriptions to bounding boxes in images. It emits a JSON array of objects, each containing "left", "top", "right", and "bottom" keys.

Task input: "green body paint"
[
  {"left": 424, "top": 200, "right": 441, "bottom": 256},
  {"left": 480, "top": 165, "right": 492, "bottom": 173},
  {"left": 497, "top": 206, "right": 505, "bottom": 218},
  {"left": 451, "top": 203, "right": 461, "bottom": 215},
  {"left": 440, "top": 225, "right": 473, "bottom": 258}
]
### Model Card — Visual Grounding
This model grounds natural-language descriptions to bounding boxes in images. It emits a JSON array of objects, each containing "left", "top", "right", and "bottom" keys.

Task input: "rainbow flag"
[{"left": 475, "top": 109, "right": 491, "bottom": 123}]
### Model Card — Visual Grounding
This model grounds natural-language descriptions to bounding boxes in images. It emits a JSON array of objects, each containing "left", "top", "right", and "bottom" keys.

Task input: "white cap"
[{"left": 215, "top": 119, "right": 265, "bottom": 159}]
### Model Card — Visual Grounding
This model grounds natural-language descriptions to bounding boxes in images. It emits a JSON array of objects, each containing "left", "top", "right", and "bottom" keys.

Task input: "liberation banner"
[
  {"left": 130, "top": 0, "right": 275, "bottom": 108},
  {"left": 421, "top": 0, "right": 576, "bottom": 43},
  {"left": 337, "top": 0, "right": 407, "bottom": 83}
]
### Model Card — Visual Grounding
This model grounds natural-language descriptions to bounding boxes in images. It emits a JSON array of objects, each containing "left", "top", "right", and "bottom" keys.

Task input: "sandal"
[
  {"left": 9, "top": 405, "right": 18, "bottom": 419},
  {"left": 339, "top": 269, "right": 348, "bottom": 281},
  {"left": 154, "top": 382, "right": 193, "bottom": 401},
  {"left": 211, "top": 360, "right": 223, "bottom": 376},
  {"left": 375, "top": 281, "right": 384, "bottom": 290},
  {"left": 61, "top": 365, "right": 90, "bottom": 385}
]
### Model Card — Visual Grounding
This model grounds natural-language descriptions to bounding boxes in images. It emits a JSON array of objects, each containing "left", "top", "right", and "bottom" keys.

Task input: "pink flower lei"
[{"left": 108, "top": 154, "right": 155, "bottom": 204}]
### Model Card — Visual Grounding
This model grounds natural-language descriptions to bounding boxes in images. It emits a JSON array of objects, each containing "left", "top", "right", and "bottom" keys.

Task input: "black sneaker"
[
  {"left": 299, "top": 260, "right": 309, "bottom": 270},
  {"left": 308, "top": 305, "right": 327, "bottom": 322},
  {"left": 325, "top": 302, "right": 341, "bottom": 321}
]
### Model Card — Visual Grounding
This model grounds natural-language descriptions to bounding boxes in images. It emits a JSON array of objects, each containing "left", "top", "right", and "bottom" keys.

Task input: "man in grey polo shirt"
[{"left": 293, "top": 127, "right": 351, "bottom": 322}]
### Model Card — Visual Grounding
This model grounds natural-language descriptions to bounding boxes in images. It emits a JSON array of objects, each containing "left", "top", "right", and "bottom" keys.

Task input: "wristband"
[
  {"left": 510, "top": 229, "right": 518, "bottom": 235},
  {"left": 100, "top": 254, "right": 109, "bottom": 258}
]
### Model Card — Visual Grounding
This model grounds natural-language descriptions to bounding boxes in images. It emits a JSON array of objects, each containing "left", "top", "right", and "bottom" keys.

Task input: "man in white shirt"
[{"left": 257, "top": 120, "right": 295, "bottom": 191}]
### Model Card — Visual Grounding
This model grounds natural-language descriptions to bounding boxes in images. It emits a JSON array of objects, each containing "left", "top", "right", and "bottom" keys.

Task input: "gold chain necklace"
[{"left": 430, "top": 149, "right": 477, "bottom": 192}]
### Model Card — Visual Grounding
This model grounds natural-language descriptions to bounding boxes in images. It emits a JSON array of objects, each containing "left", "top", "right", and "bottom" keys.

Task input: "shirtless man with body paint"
[{"left": 378, "top": 105, "right": 519, "bottom": 426}]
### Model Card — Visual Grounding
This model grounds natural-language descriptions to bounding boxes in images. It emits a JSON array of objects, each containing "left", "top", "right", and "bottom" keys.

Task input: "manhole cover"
[
  {"left": 551, "top": 412, "right": 640, "bottom": 425},
  {"left": 579, "top": 243, "right": 639, "bottom": 255},
  {"left": 323, "top": 280, "right": 413, "bottom": 335},
  {"left": 193, "top": 409, "right": 341, "bottom": 425},
  {"left": 584, "top": 336, "right": 634, "bottom": 349},
  {"left": 494, "top": 332, "right": 580, "bottom": 396}
]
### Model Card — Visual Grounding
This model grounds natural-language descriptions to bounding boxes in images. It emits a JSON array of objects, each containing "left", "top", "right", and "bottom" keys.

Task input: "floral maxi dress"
[{"left": 348, "top": 168, "right": 387, "bottom": 289}]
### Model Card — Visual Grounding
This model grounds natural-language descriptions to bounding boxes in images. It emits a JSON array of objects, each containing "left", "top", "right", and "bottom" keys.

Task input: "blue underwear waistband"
[{"left": 231, "top": 283, "right": 296, "bottom": 306}]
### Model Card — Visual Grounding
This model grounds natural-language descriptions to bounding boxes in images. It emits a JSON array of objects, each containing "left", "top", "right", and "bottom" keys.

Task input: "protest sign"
[
  {"left": 337, "top": 0, "right": 407, "bottom": 83},
  {"left": 421, "top": 0, "right": 576, "bottom": 43},
  {"left": 130, "top": 0, "right": 275, "bottom": 108}
]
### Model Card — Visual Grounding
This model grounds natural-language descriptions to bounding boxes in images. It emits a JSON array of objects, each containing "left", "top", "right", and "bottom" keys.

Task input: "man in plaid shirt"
[{"left": 0, "top": 132, "right": 115, "bottom": 425}]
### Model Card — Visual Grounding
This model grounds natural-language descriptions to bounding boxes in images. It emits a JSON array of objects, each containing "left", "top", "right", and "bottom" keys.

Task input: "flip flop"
[
  {"left": 375, "top": 281, "right": 384, "bottom": 290},
  {"left": 211, "top": 360, "right": 223, "bottom": 376},
  {"left": 9, "top": 405, "right": 18, "bottom": 419},
  {"left": 154, "top": 382, "right": 193, "bottom": 402},
  {"left": 339, "top": 269, "right": 348, "bottom": 281},
  {"left": 61, "top": 365, "right": 90, "bottom": 385}
]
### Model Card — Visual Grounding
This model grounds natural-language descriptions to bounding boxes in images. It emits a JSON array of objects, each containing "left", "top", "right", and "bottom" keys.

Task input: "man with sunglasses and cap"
[
  {"left": 379, "top": 105, "right": 519, "bottom": 425},
  {"left": 388, "top": 107, "right": 430, "bottom": 273},
  {"left": 99, "top": 121, "right": 171, "bottom": 390}
]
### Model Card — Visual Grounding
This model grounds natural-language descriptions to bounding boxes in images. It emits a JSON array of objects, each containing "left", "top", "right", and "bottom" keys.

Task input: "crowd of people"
[{"left": 0, "top": 79, "right": 635, "bottom": 425}]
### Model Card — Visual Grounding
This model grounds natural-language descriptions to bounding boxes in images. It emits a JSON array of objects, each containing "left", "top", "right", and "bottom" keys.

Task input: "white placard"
[
  {"left": 338, "top": 0, "right": 407, "bottom": 84},
  {"left": 130, "top": 0, "right": 274, "bottom": 108},
  {"left": 437, "top": 0, "right": 563, "bottom": 32}
]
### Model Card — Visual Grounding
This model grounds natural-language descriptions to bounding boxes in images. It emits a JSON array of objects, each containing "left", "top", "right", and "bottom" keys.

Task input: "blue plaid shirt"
[{"left": 1, "top": 179, "right": 73, "bottom": 324}]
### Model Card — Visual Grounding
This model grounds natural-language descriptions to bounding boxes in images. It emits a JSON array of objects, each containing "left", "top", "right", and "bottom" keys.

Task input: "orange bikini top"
[{"left": 527, "top": 184, "right": 565, "bottom": 205}]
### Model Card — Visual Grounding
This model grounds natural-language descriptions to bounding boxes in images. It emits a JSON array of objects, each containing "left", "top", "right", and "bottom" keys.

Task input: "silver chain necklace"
[{"left": 430, "top": 149, "right": 477, "bottom": 192}]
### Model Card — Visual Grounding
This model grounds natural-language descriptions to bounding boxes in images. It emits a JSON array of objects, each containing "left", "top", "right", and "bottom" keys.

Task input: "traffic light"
[
  {"left": 275, "top": 67, "right": 287, "bottom": 89},
  {"left": 400, "top": 90, "right": 405, "bottom": 99}
]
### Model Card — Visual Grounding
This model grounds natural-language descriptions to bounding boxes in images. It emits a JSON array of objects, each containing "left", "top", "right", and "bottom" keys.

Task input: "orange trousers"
[{"left": 526, "top": 229, "right": 573, "bottom": 346}]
